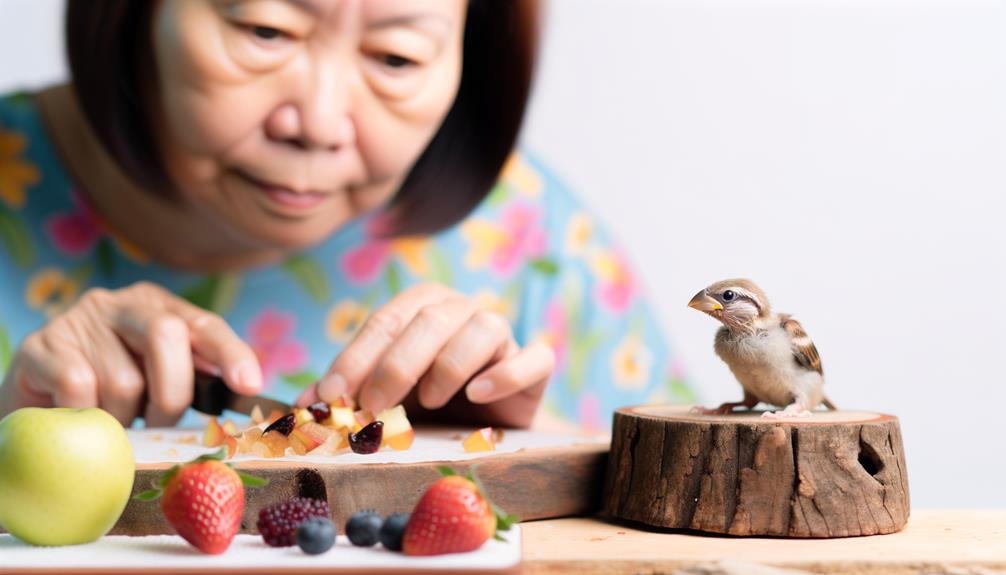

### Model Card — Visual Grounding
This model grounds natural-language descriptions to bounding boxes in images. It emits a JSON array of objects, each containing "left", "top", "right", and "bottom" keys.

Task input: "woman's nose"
[{"left": 264, "top": 62, "right": 357, "bottom": 150}]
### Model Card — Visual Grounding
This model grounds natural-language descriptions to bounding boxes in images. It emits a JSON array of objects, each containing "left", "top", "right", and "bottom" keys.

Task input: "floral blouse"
[{"left": 0, "top": 91, "right": 693, "bottom": 430}]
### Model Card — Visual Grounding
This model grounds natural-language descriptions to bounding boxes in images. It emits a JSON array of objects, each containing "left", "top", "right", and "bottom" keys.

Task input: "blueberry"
[
  {"left": 296, "top": 517, "right": 336, "bottom": 555},
  {"left": 346, "top": 511, "right": 384, "bottom": 547},
  {"left": 379, "top": 512, "right": 410, "bottom": 551}
]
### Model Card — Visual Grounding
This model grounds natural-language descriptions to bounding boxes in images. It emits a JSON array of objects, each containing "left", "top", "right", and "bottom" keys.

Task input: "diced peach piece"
[
  {"left": 224, "top": 435, "right": 238, "bottom": 458},
  {"left": 377, "top": 405, "right": 414, "bottom": 451},
  {"left": 288, "top": 433, "right": 308, "bottom": 456},
  {"left": 308, "top": 432, "right": 346, "bottom": 456},
  {"left": 250, "top": 405, "right": 265, "bottom": 425},
  {"left": 463, "top": 427, "right": 496, "bottom": 453},
  {"left": 203, "top": 417, "right": 227, "bottom": 447},
  {"left": 222, "top": 419, "right": 239, "bottom": 436},
  {"left": 250, "top": 442, "right": 272, "bottom": 458},
  {"left": 290, "top": 422, "right": 333, "bottom": 452},
  {"left": 236, "top": 427, "right": 263, "bottom": 455},
  {"left": 260, "top": 431, "right": 290, "bottom": 457}
]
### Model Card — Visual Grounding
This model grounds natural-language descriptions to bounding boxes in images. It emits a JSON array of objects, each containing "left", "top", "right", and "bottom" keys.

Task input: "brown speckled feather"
[{"left": 779, "top": 314, "right": 823, "bottom": 376}]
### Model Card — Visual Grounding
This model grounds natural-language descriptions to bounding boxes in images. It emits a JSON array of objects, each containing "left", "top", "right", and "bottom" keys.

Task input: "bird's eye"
[{"left": 722, "top": 290, "right": 735, "bottom": 301}]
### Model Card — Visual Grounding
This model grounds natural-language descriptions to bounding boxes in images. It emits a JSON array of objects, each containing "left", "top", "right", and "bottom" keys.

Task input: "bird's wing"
[{"left": 779, "top": 314, "right": 823, "bottom": 376}]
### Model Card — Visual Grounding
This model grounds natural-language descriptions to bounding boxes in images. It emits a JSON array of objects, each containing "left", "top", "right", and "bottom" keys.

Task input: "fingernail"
[
  {"left": 361, "top": 386, "right": 386, "bottom": 413},
  {"left": 233, "top": 361, "right": 262, "bottom": 393},
  {"left": 466, "top": 379, "right": 494, "bottom": 401},
  {"left": 318, "top": 373, "right": 347, "bottom": 402},
  {"left": 192, "top": 355, "right": 222, "bottom": 376}
]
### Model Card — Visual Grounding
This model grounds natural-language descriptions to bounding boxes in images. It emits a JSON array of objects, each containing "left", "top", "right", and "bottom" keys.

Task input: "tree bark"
[{"left": 603, "top": 406, "right": 910, "bottom": 538}]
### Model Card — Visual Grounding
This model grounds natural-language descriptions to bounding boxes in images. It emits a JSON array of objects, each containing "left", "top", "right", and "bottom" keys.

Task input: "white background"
[{"left": 2, "top": 0, "right": 1004, "bottom": 508}]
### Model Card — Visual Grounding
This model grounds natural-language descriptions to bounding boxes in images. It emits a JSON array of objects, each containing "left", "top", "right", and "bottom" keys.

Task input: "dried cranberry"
[
  {"left": 264, "top": 412, "right": 296, "bottom": 436},
  {"left": 307, "top": 402, "right": 331, "bottom": 423},
  {"left": 349, "top": 421, "right": 383, "bottom": 454}
]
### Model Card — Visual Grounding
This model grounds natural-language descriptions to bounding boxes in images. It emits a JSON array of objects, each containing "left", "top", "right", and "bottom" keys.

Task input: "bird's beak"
[{"left": 688, "top": 290, "right": 723, "bottom": 312}]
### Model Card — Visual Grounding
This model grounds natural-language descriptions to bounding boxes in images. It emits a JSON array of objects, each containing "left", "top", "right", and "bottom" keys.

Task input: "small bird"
[{"left": 687, "top": 278, "right": 836, "bottom": 418}]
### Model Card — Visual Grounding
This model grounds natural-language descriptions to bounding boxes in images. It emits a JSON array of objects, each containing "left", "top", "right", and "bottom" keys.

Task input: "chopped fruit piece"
[
  {"left": 264, "top": 413, "right": 296, "bottom": 436},
  {"left": 380, "top": 512, "right": 410, "bottom": 551},
  {"left": 307, "top": 402, "right": 331, "bottom": 423},
  {"left": 349, "top": 421, "right": 383, "bottom": 454},
  {"left": 250, "top": 405, "right": 265, "bottom": 425},
  {"left": 346, "top": 511, "right": 383, "bottom": 547},
  {"left": 266, "top": 409, "right": 286, "bottom": 425},
  {"left": 297, "top": 517, "right": 336, "bottom": 555},
  {"left": 354, "top": 409, "right": 375, "bottom": 429},
  {"left": 203, "top": 417, "right": 226, "bottom": 448},
  {"left": 376, "top": 405, "right": 415, "bottom": 451},
  {"left": 402, "top": 469, "right": 517, "bottom": 556},
  {"left": 224, "top": 435, "right": 238, "bottom": 458},
  {"left": 492, "top": 428, "right": 505, "bottom": 444},
  {"left": 462, "top": 427, "right": 496, "bottom": 453},
  {"left": 257, "top": 497, "right": 330, "bottom": 547},
  {"left": 293, "top": 408, "right": 314, "bottom": 426},
  {"left": 324, "top": 407, "right": 357, "bottom": 432},
  {"left": 309, "top": 432, "right": 346, "bottom": 456},
  {"left": 134, "top": 448, "right": 267, "bottom": 555},
  {"left": 236, "top": 427, "right": 264, "bottom": 453},
  {"left": 222, "top": 420, "right": 239, "bottom": 436},
  {"left": 290, "top": 422, "right": 334, "bottom": 453},
  {"left": 260, "top": 431, "right": 290, "bottom": 457}
]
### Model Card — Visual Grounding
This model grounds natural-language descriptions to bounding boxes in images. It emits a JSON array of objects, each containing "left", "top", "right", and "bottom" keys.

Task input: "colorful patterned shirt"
[{"left": 0, "top": 91, "right": 693, "bottom": 430}]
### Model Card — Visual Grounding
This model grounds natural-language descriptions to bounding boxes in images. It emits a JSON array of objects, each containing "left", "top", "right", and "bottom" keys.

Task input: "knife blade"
[{"left": 191, "top": 371, "right": 293, "bottom": 417}]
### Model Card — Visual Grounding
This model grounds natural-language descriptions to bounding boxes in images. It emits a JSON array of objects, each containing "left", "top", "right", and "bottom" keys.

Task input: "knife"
[{"left": 191, "top": 371, "right": 293, "bottom": 417}]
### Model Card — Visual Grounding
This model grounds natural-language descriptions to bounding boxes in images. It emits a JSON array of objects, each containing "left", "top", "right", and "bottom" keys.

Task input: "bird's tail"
[{"left": 821, "top": 396, "right": 838, "bottom": 411}]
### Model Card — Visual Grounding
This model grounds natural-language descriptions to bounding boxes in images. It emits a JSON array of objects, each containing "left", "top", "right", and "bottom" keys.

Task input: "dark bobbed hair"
[{"left": 66, "top": 0, "right": 539, "bottom": 236}]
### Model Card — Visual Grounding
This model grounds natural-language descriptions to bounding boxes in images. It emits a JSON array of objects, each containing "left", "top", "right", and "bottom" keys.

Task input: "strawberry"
[
  {"left": 402, "top": 467, "right": 518, "bottom": 556},
  {"left": 135, "top": 448, "right": 267, "bottom": 554}
]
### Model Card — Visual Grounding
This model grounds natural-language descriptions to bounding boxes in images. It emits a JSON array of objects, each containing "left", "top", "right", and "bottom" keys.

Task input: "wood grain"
[
  {"left": 115, "top": 443, "right": 608, "bottom": 535},
  {"left": 602, "top": 405, "right": 910, "bottom": 537}
]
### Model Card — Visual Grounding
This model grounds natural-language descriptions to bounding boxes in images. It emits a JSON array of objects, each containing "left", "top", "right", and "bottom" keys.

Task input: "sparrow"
[{"left": 687, "top": 278, "right": 836, "bottom": 418}]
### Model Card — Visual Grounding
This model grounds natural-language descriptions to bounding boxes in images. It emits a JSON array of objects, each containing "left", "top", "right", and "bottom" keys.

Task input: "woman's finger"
[
  {"left": 416, "top": 309, "right": 515, "bottom": 410},
  {"left": 464, "top": 341, "right": 556, "bottom": 405},
  {"left": 16, "top": 331, "right": 99, "bottom": 409},
  {"left": 77, "top": 321, "right": 145, "bottom": 425},
  {"left": 111, "top": 303, "right": 194, "bottom": 427},
  {"left": 161, "top": 294, "right": 263, "bottom": 395},
  {"left": 319, "top": 283, "right": 456, "bottom": 403},
  {"left": 357, "top": 297, "right": 479, "bottom": 412}
]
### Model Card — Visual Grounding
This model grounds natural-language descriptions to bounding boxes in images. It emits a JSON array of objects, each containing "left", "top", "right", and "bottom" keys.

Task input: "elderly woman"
[{"left": 0, "top": 0, "right": 689, "bottom": 430}]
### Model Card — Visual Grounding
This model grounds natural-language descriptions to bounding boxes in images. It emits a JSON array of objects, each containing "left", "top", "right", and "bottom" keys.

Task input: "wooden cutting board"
[{"left": 116, "top": 427, "right": 609, "bottom": 535}]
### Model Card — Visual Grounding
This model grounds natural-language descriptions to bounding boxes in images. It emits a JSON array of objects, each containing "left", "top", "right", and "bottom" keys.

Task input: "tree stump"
[{"left": 603, "top": 405, "right": 910, "bottom": 538}]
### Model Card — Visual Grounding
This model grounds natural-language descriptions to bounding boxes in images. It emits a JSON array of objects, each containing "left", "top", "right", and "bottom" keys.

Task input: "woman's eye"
[
  {"left": 722, "top": 290, "right": 735, "bottom": 301},
  {"left": 249, "top": 26, "right": 283, "bottom": 40},
  {"left": 379, "top": 54, "right": 416, "bottom": 69}
]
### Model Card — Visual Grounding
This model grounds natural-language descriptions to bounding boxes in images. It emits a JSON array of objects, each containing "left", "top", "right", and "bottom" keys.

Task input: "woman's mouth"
[{"left": 234, "top": 170, "right": 329, "bottom": 216}]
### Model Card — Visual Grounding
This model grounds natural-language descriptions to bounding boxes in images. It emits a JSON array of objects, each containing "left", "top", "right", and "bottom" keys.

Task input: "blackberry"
[
  {"left": 349, "top": 421, "right": 383, "bottom": 454},
  {"left": 296, "top": 517, "right": 336, "bottom": 555},
  {"left": 257, "top": 497, "right": 330, "bottom": 547},
  {"left": 345, "top": 510, "right": 383, "bottom": 547},
  {"left": 379, "top": 512, "right": 410, "bottom": 551}
]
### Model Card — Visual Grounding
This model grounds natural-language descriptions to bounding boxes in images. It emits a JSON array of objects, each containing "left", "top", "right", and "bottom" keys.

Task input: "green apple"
[{"left": 0, "top": 407, "right": 135, "bottom": 546}]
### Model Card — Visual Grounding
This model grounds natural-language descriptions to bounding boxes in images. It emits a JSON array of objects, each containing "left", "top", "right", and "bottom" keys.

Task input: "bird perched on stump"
[{"left": 688, "top": 278, "right": 836, "bottom": 418}]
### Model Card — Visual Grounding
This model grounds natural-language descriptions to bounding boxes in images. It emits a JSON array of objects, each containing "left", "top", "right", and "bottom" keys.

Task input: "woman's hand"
[
  {"left": 0, "top": 282, "right": 262, "bottom": 426},
  {"left": 299, "top": 284, "right": 555, "bottom": 428}
]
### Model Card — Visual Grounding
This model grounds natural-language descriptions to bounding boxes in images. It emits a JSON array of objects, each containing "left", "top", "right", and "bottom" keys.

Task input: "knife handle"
[{"left": 191, "top": 371, "right": 232, "bottom": 416}]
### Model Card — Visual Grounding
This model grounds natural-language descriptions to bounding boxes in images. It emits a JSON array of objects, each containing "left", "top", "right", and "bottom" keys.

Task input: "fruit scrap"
[
  {"left": 133, "top": 448, "right": 267, "bottom": 554},
  {"left": 462, "top": 427, "right": 496, "bottom": 453},
  {"left": 203, "top": 417, "right": 227, "bottom": 447},
  {"left": 257, "top": 497, "right": 331, "bottom": 547},
  {"left": 402, "top": 467, "right": 518, "bottom": 556}
]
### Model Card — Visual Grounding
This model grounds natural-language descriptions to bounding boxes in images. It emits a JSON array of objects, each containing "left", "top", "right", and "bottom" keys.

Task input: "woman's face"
[{"left": 151, "top": 0, "right": 466, "bottom": 250}]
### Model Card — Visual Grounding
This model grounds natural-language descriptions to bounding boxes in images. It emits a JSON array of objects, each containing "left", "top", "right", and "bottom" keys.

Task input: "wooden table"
[{"left": 521, "top": 510, "right": 1006, "bottom": 574}]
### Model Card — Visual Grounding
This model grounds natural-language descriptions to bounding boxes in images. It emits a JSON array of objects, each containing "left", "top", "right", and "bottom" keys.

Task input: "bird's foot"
[{"left": 762, "top": 403, "right": 813, "bottom": 419}]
